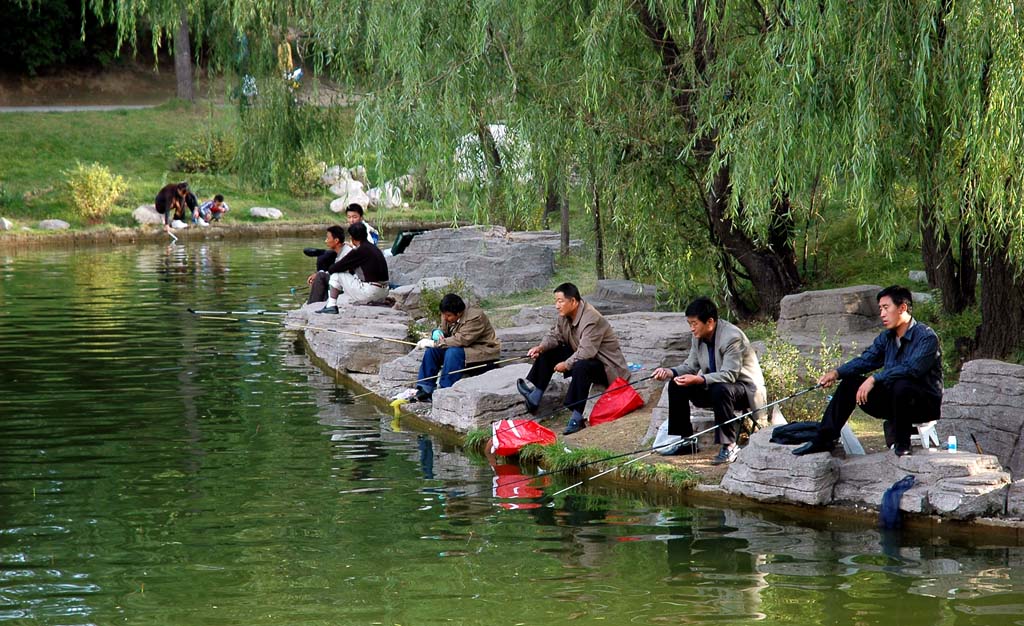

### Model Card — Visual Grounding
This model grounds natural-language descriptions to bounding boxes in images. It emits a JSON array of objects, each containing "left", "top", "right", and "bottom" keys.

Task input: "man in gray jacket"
[
  {"left": 517, "top": 282, "right": 630, "bottom": 435},
  {"left": 653, "top": 297, "right": 767, "bottom": 464}
]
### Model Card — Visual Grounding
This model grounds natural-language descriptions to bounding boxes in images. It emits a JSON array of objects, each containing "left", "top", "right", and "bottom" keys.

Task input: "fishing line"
[
  {"left": 189, "top": 310, "right": 419, "bottom": 346},
  {"left": 351, "top": 356, "right": 531, "bottom": 400},
  {"left": 443, "top": 383, "right": 823, "bottom": 503}
]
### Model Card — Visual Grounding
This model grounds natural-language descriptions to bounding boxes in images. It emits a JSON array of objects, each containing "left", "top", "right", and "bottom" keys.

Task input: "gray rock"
[
  {"left": 367, "top": 182, "right": 402, "bottom": 209},
  {"left": 38, "top": 219, "right": 70, "bottom": 230},
  {"left": 249, "top": 207, "right": 283, "bottom": 220},
  {"left": 387, "top": 226, "right": 556, "bottom": 297},
  {"left": 378, "top": 350, "right": 426, "bottom": 399},
  {"left": 390, "top": 277, "right": 469, "bottom": 319},
  {"left": 496, "top": 324, "right": 548, "bottom": 362},
  {"left": 512, "top": 305, "right": 557, "bottom": 327},
  {"left": 720, "top": 428, "right": 840, "bottom": 505},
  {"left": 350, "top": 165, "right": 369, "bottom": 188},
  {"left": 778, "top": 285, "right": 883, "bottom": 361},
  {"left": 503, "top": 229, "right": 582, "bottom": 252},
  {"left": 321, "top": 165, "right": 348, "bottom": 187},
  {"left": 429, "top": 363, "right": 568, "bottom": 432},
  {"left": 589, "top": 279, "right": 657, "bottom": 314},
  {"left": 834, "top": 448, "right": 1010, "bottom": 518},
  {"left": 909, "top": 270, "right": 928, "bottom": 283},
  {"left": 912, "top": 291, "right": 934, "bottom": 304},
  {"left": 1008, "top": 480, "right": 1024, "bottom": 518},
  {"left": 287, "top": 302, "right": 414, "bottom": 374},
  {"left": 132, "top": 205, "right": 164, "bottom": 225},
  {"left": 0, "top": 217, "right": 12, "bottom": 231},
  {"left": 606, "top": 312, "right": 692, "bottom": 402},
  {"left": 941, "top": 359, "right": 1024, "bottom": 478}
]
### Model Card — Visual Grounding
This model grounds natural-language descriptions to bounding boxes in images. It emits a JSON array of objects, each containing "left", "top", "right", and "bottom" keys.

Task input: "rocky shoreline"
[{"left": 282, "top": 226, "right": 1024, "bottom": 533}]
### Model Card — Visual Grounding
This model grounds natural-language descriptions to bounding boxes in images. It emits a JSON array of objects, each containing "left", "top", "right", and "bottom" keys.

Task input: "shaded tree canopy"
[{"left": 86, "top": 0, "right": 1024, "bottom": 355}]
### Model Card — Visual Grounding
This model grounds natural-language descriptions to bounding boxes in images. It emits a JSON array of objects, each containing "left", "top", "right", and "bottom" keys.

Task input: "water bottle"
[
  {"left": 947, "top": 435, "right": 957, "bottom": 453},
  {"left": 627, "top": 362, "right": 643, "bottom": 372}
]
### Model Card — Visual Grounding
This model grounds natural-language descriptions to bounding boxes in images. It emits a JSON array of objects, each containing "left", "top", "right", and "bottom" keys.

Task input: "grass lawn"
[{"left": 0, "top": 99, "right": 453, "bottom": 231}]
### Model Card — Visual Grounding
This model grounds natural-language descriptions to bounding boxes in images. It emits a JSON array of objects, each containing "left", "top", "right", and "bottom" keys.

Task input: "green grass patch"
[{"left": 0, "top": 100, "right": 455, "bottom": 231}]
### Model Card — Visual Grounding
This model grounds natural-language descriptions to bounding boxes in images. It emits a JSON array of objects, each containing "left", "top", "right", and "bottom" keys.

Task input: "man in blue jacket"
[{"left": 794, "top": 285, "right": 942, "bottom": 457}]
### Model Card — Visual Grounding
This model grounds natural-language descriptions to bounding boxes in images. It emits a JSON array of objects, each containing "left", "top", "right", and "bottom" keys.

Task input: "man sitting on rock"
[
  {"left": 304, "top": 225, "right": 348, "bottom": 304},
  {"left": 412, "top": 293, "right": 500, "bottom": 402},
  {"left": 793, "top": 285, "right": 942, "bottom": 457},
  {"left": 345, "top": 203, "right": 380, "bottom": 246},
  {"left": 315, "top": 222, "right": 389, "bottom": 313},
  {"left": 517, "top": 282, "right": 629, "bottom": 435},
  {"left": 653, "top": 297, "right": 767, "bottom": 465}
]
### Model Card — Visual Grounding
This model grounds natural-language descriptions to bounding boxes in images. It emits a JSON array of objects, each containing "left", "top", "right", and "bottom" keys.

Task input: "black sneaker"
[
  {"left": 315, "top": 305, "right": 339, "bottom": 314},
  {"left": 661, "top": 441, "right": 699, "bottom": 456},
  {"left": 894, "top": 444, "right": 911, "bottom": 457},
  {"left": 415, "top": 387, "right": 432, "bottom": 403},
  {"left": 792, "top": 440, "right": 835, "bottom": 456}
]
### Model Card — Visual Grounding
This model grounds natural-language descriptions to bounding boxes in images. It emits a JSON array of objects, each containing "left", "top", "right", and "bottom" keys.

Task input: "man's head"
[
  {"left": 685, "top": 297, "right": 718, "bottom": 341},
  {"left": 348, "top": 221, "right": 368, "bottom": 245},
  {"left": 877, "top": 285, "right": 913, "bottom": 330},
  {"left": 439, "top": 293, "right": 466, "bottom": 324},
  {"left": 213, "top": 194, "right": 225, "bottom": 206},
  {"left": 325, "top": 225, "right": 346, "bottom": 249},
  {"left": 553, "top": 282, "right": 582, "bottom": 319},
  {"left": 175, "top": 182, "right": 189, "bottom": 197},
  {"left": 345, "top": 203, "right": 365, "bottom": 225}
]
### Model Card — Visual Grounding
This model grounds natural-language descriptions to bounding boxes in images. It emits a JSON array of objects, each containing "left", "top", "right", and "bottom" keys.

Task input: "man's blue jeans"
[{"left": 417, "top": 347, "right": 466, "bottom": 393}]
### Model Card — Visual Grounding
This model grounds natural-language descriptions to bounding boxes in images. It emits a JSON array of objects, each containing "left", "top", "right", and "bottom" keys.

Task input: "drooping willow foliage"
[{"left": 83, "top": 0, "right": 1024, "bottom": 350}]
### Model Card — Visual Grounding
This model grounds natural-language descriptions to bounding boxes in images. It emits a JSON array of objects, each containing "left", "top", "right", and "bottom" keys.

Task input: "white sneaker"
[
  {"left": 196, "top": 218, "right": 209, "bottom": 227},
  {"left": 171, "top": 219, "right": 188, "bottom": 229}
]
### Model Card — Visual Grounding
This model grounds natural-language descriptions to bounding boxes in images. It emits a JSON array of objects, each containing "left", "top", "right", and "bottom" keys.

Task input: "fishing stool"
[{"left": 910, "top": 421, "right": 940, "bottom": 449}]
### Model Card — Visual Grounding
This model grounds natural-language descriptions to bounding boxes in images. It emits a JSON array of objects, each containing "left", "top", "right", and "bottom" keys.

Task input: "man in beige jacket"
[
  {"left": 414, "top": 294, "right": 501, "bottom": 401},
  {"left": 517, "top": 282, "right": 630, "bottom": 435},
  {"left": 653, "top": 297, "right": 767, "bottom": 464}
]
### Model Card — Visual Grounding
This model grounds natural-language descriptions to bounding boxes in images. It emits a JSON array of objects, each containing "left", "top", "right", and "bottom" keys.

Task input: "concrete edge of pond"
[
  {"left": 296, "top": 326, "right": 1024, "bottom": 543},
  {"left": 0, "top": 220, "right": 455, "bottom": 249}
]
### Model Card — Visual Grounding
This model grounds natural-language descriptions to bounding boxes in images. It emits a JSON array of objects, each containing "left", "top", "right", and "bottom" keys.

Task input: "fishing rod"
[
  {"left": 190, "top": 311, "right": 419, "bottom": 346},
  {"left": 187, "top": 309, "right": 288, "bottom": 317},
  {"left": 443, "top": 383, "right": 823, "bottom": 503},
  {"left": 544, "top": 383, "right": 824, "bottom": 498},
  {"left": 352, "top": 356, "right": 532, "bottom": 400}
]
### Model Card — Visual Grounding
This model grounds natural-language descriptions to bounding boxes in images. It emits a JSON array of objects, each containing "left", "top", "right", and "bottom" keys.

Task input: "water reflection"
[{"left": 1, "top": 240, "right": 1024, "bottom": 625}]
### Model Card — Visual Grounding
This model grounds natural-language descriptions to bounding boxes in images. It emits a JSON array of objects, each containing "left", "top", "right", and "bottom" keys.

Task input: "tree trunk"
[
  {"left": 544, "top": 175, "right": 571, "bottom": 255},
  {"left": 174, "top": 7, "right": 194, "bottom": 102},
  {"left": 635, "top": 2, "right": 800, "bottom": 319},
  {"left": 973, "top": 236, "right": 1024, "bottom": 358},
  {"left": 591, "top": 181, "right": 605, "bottom": 280},
  {"left": 560, "top": 192, "right": 570, "bottom": 256},
  {"left": 703, "top": 166, "right": 800, "bottom": 318},
  {"left": 920, "top": 203, "right": 976, "bottom": 314},
  {"left": 476, "top": 121, "right": 504, "bottom": 213}
]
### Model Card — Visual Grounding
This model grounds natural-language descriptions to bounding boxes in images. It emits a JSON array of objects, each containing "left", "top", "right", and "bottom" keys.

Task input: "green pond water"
[{"left": 1, "top": 239, "right": 1023, "bottom": 626}]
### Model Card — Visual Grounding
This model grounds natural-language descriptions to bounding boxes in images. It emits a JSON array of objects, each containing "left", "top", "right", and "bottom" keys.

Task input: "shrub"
[
  {"left": 759, "top": 327, "right": 845, "bottom": 423},
  {"left": 287, "top": 151, "right": 324, "bottom": 197},
  {"left": 64, "top": 162, "right": 126, "bottom": 222},
  {"left": 172, "top": 130, "right": 237, "bottom": 173},
  {"left": 410, "top": 277, "right": 471, "bottom": 337}
]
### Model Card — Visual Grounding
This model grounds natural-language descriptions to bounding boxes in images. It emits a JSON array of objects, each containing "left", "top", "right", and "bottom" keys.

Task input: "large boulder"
[
  {"left": 721, "top": 428, "right": 841, "bottom": 505},
  {"left": 606, "top": 312, "right": 692, "bottom": 402},
  {"left": 378, "top": 350, "right": 426, "bottom": 399},
  {"left": 288, "top": 302, "right": 414, "bottom": 374},
  {"left": 942, "top": 359, "right": 1024, "bottom": 478},
  {"left": 38, "top": 219, "right": 70, "bottom": 230},
  {"left": 834, "top": 449, "right": 1011, "bottom": 519},
  {"left": 133, "top": 205, "right": 164, "bottom": 225},
  {"left": 0, "top": 217, "right": 12, "bottom": 231},
  {"left": 429, "top": 363, "right": 568, "bottom": 432},
  {"left": 367, "top": 182, "right": 402, "bottom": 209},
  {"left": 390, "top": 277, "right": 469, "bottom": 319},
  {"left": 503, "top": 229, "right": 582, "bottom": 252},
  {"left": 321, "top": 165, "right": 349, "bottom": 187},
  {"left": 777, "top": 285, "right": 881, "bottom": 358},
  {"left": 387, "top": 226, "right": 556, "bottom": 297},
  {"left": 512, "top": 305, "right": 558, "bottom": 327},
  {"left": 329, "top": 179, "right": 370, "bottom": 211},
  {"left": 250, "top": 207, "right": 283, "bottom": 220},
  {"left": 496, "top": 324, "right": 548, "bottom": 362},
  {"left": 588, "top": 279, "right": 657, "bottom": 315}
]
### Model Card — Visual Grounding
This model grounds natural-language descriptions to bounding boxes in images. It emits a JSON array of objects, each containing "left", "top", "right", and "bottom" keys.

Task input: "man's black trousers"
[
  {"left": 526, "top": 345, "right": 608, "bottom": 412},
  {"left": 815, "top": 374, "right": 941, "bottom": 447},
  {"left": 667, "top": 380, "right": 750, "bottom": 445}
]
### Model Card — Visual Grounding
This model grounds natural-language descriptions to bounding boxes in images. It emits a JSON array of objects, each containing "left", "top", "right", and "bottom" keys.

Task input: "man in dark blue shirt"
[{"left": 794, "top": 285, "right": 942, "bottom": 457}]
